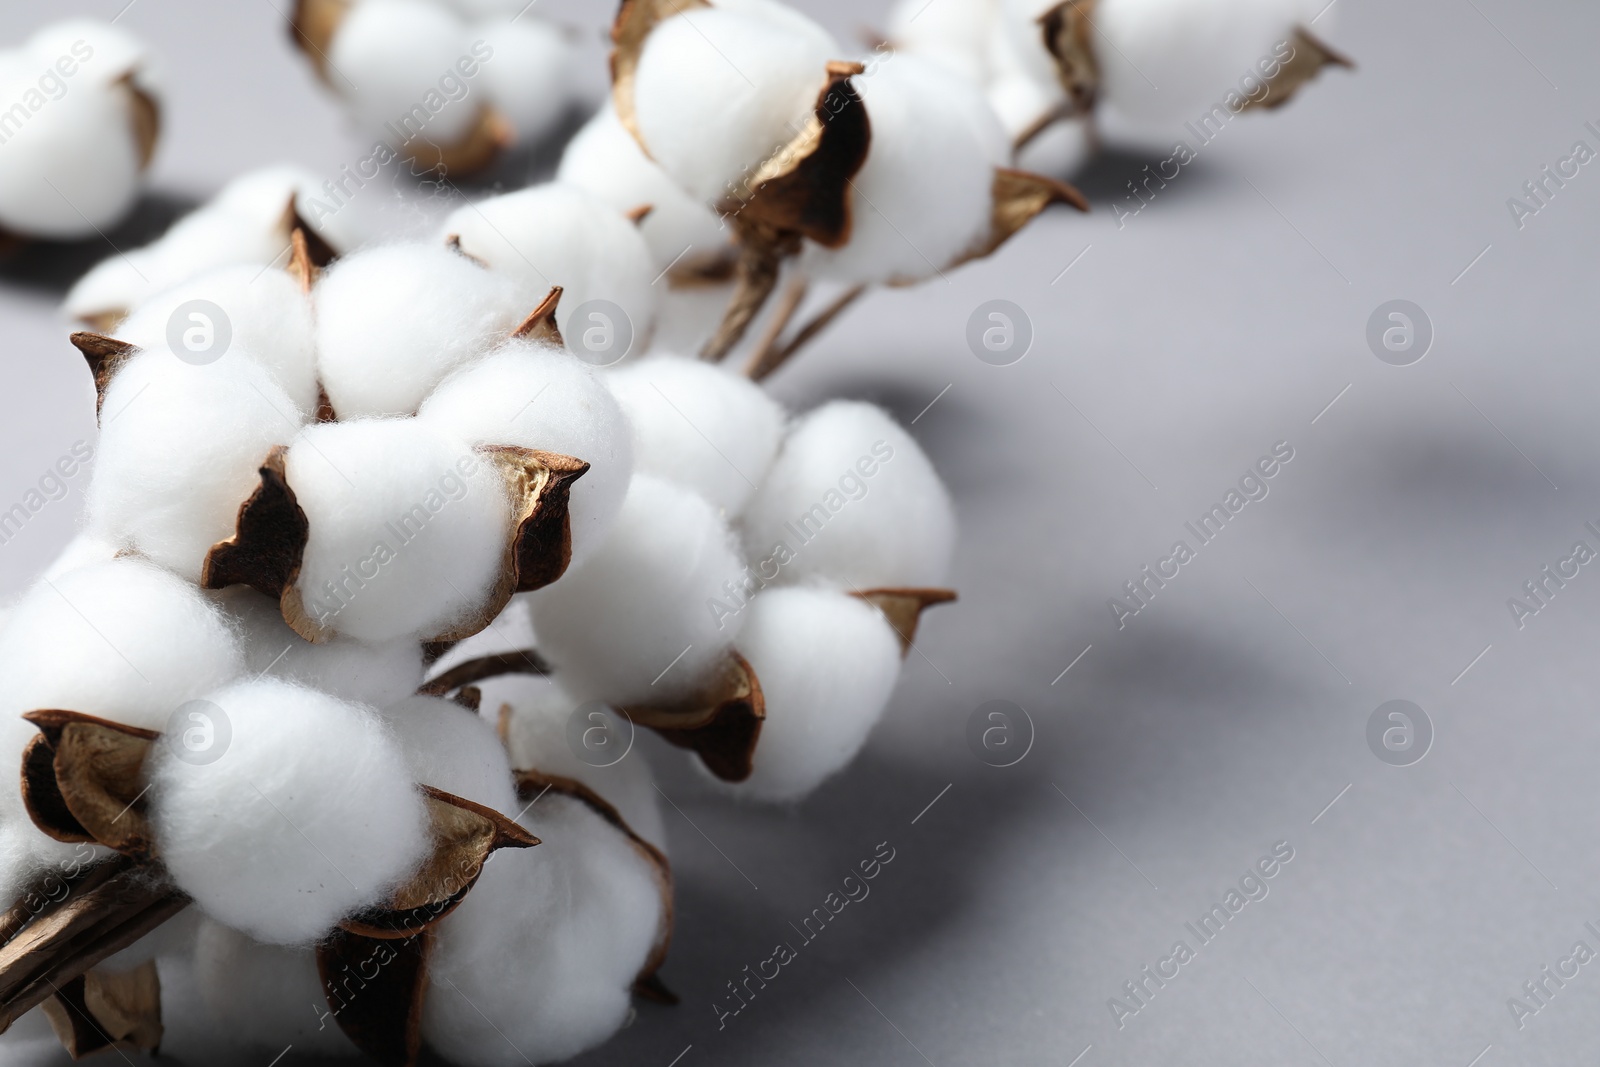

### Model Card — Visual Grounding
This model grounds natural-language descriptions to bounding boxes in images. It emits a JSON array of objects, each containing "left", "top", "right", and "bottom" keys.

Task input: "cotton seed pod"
[
  {"left": 0, "top": 20, "right": 159, "bottom": 242},
  {"left": 529, "top": 474, "right": 748, "bottom": 706},
  {"left": 63, "top": 165, "right": 343, "bottom": 330},
  {"left": 313, "top": 242, "right": 522, "bottom": 418},
  {"left": 606, "top": 355, "right": 784, "bottom": 517},
  {"left": 217, "top": 587, "right": 425, "bottom": 709},
  {"left": 421, "top": 791, "right": 668, "bottom": 1066},
  {"left": 621, "top": 0, "right": 841, "bottom": 204},
  {"left": 191, "top": 920, "right": 358, "bottom": 1057},
  {"left": 801, "top": 55, "right": 1010, "bottom": 287},
  {"left": 113, "top": 264, "right": 321, "bottom": 414},
  {"left": 85, "top": 346, "right": 306, "bottom": 583},
  {"left": 144, "top": 677, "right": 432, "bottom": 945},
  {"left": 885, "top": 0, "right": 997, "bottom": 84},
  {"left": 420, "top": 340, "right": 633, "bottom": 566},
  {"left": 441, "top": 183, "right": 659, "bottom": 348},
  {"left": 741, "top": 401, "right": 956, "bottom": 589},
  {"left": 557, "top": 102, "right": 733, "bottom": 278},
  {"left": 713, "top": 586, "right": 902, "bottom": 801},
  {"left": 377, "top": 695, "right": 518, "bottom": 815},
  {"left": 472, "top": 18, "right": 574, "bottom": 145}
]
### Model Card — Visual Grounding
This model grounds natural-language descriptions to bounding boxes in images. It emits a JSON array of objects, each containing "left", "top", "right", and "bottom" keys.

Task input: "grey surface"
[{"left": 3, "top": 0, "right": 1600, "bottom": 1065}]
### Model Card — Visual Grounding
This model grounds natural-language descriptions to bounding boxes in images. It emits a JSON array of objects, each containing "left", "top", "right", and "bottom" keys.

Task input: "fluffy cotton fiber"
[
  {"left": 420, "top": 341, "right": 634, "bottom": 566},
  {"left": 474, "top": 18, "right": 572, "bottom": 143},
  {"left": 716, "top": 586, "right": 901, "bottom": 801},
  {"left": 378, "top": 695, "right": 518, "bottom": 814},
  {"left": 886, "top": 0, "right": 997, "bottom": 84},
  {"left": 606, "top": 355, "right": 784, "bottom": 517},
  {"left": 631, "top": 2, "right": 838, "bottom": 203},
  {"left": 286, "top": 418, "right": 510, "bottom": 642},
  {"left": 440, "top": 184, "right": 658, "bottom": 347},
  {"left": 147, "top": 677, "right": 430, "bottom": 945},
  {"left": 327, "top": 0, "right": 479, "bottom": 147},
  {"left": 422, "top": 797, "right": 664, "bottom": 1066},
  {"left": 86, "top": 346, "right": 305, "bottom": 582},
  {"left": 114, "top": 265, "right": 321, "bottom": 413},
  {"left": 529, "top": 474, "right": 747, "bottom": 706},
  {"left": 802, "top": 55, "right": 1007, "bottom": 286},
  {"left": 314, "top": 243, "right": 521, "bottom": 418},
  {"left": 740, "top": 401, "right": 955, "bottom": 589},
  {"left": 217, "top": 587, "right": 424, "bottom": 708},
  {"left": 192, "top": 920, "right": 358, "bottom": 1057}
]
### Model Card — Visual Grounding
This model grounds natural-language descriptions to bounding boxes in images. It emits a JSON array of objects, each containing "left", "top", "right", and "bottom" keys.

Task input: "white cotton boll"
[
  {"left": 988, "top": 65, "right": 1062, "bottom": 141},
  {"left": 441, "top": 183, "right": 659, "bottom": 346},
  {"left": 606, "top": 356, "right": 783, "bottom": 517},
  {"left": 420, "top": 342, "right": 634, "bottom": 567},
  {"left": 473, "top": 19, "right": 572, "bottom": 144},
  {"left": 217, "top": 587, "right": 424, "bottom": 708},
  {"left": 192, "top": 920, "right": 358, "bottom": 1057},
  {"left": 887, "top": 0, "right": 997, "bottom": 83},
  {"left": 378, "top": 695, "right": 517, "bottom": 813},
  {"left": 632, "top": 5, "right": 837, "bottom": 203},
  {"left": 715, "top": 586, "right": 900, "bottom": 801},
  {"left": 529, "top": 474, "right": 745, "bottom": 706},
  {"left": 26, "top": 19, "right": 154, "bottom": 89},
  {"left": 0, "top": 61, "right": 144, "bottom": 239},
  {"left": 501, "top": 678, "right": 667, "bottom": 851},
  {"left": 147, "top": 677, "right": 430, "bottom": 945},
  {"left": 740, "top": 401, "right": 955, "bottom": 588},
  {"left": 802, "top": 56, "right": 1006, "bottom": 286},
  {"left": 61, "top": 250, "right": 158, "bottom": 325},
  {"left": 423, "top": 797, "right": 663, "bottom": 1066},
  {"left": 557, "top": 103, "right": 731, "bottom": 273},
  {"left": 211, "top": 163, "right": 358, "bottom": 253},
  {"left": 100, "top": 908, "right": 201, "bottom": 970},
  {"left": 286, "top": 418, "right": 510, "bottom": 643},
  {"left": 1015, "top": 113, "right": 1095, "bottom": 175},
  {"left": 86, "top": 347, "right": 304, "bottom": 582},
  {"left": 0, "top": 558, "right": 243, "bottom": 733},
  {"left": 328, "top": 0, "right": 479, "bottom": 146},
  {"left": 652, "top": 282, "right": 735, "bottom": 357},
  {"left": 314, "top": 243, "right": 520, "bottom": 418},
  {"left": 41, "top": 532, "right": 118, "bottom": 581},
  {"left": 115, "top": 265, "right": 320, "bottom": 413}
]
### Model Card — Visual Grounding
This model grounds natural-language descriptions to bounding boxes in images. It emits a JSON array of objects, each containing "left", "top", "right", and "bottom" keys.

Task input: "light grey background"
[{"left": 3, "top": 1, "right": 1599, "bottom": 1065}]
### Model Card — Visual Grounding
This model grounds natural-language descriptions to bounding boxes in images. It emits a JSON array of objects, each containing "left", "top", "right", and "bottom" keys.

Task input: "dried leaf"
[
  {"left": 399, "top": 106, "right": 511, "bottom": 178},
  {"left": 851, "top": 587, "right": 957, "bottom": 656},
  {"left": 116, "top": 75, "right": 161, "bottom": 171},
  {"left": 21, "top": 711, "right": 159, "bottom": 860},
  {"left": 625, "top": 651, "right": 765, "bottom": 782},
  {"left": 1243, "top": 26, "right": 1353, "bottom": 111},
  {"left": 68, "top": 332, "right": 137, "bottom": 418},
  {"left": 288, "top": 227, "right": 321, "bottom": 293},
  {"left": 280, "top": 197, "right": 340, "bottom": 268},
  {"left": 428, "top": 448, "right": 589, "bottom": 643},
  {"left": 340, "top": 787, "right": 537, "bottom": 941},
  {"left": 0, "top": 857, "right": 188, "bottom": 1037},
  {"left": 418, "top": 650, "right": 551, "bottom": 697},
  {"left": 512, "top": 770, "right": 674, "bottom": 997},
  {"left": 610, "top": 0, "right": 712, "bottom": 148},
  {"left": 317, "top": 928, "right": 431, "bottom": 1067},
  {"left": 1037, "top": 0, "right": 1100, "bottom": 115},
  {"left": 512, "top": 285, "right": 565, "bottom": 347},
  {"left": 42, "top": 961, "right": 163, "bottom": 1057},
  {"left": 943, "top": 167, "right": 1089, "bottom": 274},
  {"left": 290, "top": 0, "right": 355, "bottom": 85},
  {"left": 202, "top": 446, "right": 314, "bottom": 634}
]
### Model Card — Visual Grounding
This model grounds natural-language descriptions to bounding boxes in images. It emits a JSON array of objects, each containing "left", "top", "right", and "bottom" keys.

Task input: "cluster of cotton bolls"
[
  {"left": 291, "top": 0, "right": 579, "bottom": 176},
  {"left": 0, "top": 20, "right": 160, "bottom": 244},
  {"left": 885, "top": 0, "right": 1347, "bottom": 172}
]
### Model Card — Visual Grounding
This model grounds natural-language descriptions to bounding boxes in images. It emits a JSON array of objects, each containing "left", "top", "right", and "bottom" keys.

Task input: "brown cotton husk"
[
  {"left": 289, "top": 0, "right": 355, "bottom": 86},
  {"left": 625, "top": 203, "right": 655, "bottom": 225},
  {"left": 444, "top": 233, "right": 489, "bottom": 269},
  {"left": 401, "top": 106, "right": 512, "bottom": 178},
  {"left": 339, "top": 787, "right": 537, "bottom": 941},
  {"left": 512, "top": 285, "right": 565, "bottom": 348},
  {"left": 201, "top": 445, "right": 311, "bottom": 609},
  {"left": 288, "top": 226, "right": 322, "bottom": 293},
  {"left": 0, "top": 857, "right": 188, "bottom": 1038},
  {"left": 317, "top": 927, "right": 431, "bottom": 1067},
  {"left": 20, "top": 711, "right": 159, "bottom": 860},
  {"left": 941, "top": 167, "right": 1090, "bottom": 274},
  {"left": 1037, "top": 0, "right": 1101, "bottom": 116},
  {"left": 417, "top": 649, "right": 552, "bottom": 697},
  {"left": 67, "top": 332, "right": 137, "bottom": 418},
  {"left": 117, "top": 76, "right": 161, "bottom": 171},
  {"left": 624, "top": 651, "right": 765, "bottom": 782},
  {"left": 852, "top": 588, "right": 957, "bottom": 656},
  {"left": 609, "top": 0, "right": 712, "bottom": 146},
  {"left": 281, "top": 199, "right": 340, "bottom": 269},
  {"left": 667, "top": 244, "right": 740, "bottom": 289},
  {"left": 40, "top": 960, "right": 163, "bottom": 1057},
  {"left": 512, "top": 769, "right": 676, "bottom": 1001},
  {"left": 1243, "top": 26, "right": 1354, "bottom": 111}
]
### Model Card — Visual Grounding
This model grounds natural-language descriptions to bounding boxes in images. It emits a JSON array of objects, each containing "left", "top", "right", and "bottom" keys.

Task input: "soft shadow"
[{"left": 1070, "top": 145, "right": 1224, "bottom": 209}]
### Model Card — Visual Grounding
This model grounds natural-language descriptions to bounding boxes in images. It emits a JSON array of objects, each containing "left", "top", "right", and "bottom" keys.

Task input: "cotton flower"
[{"left": 0, "top": 20, "right": 160, "bottom": 241}]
